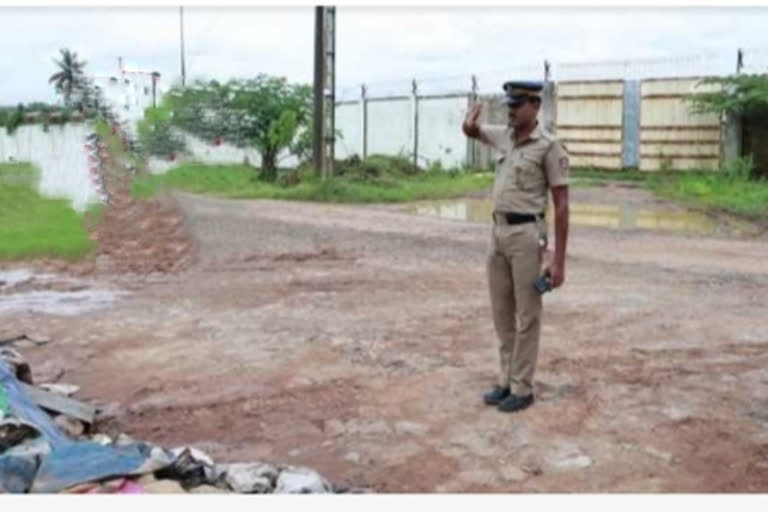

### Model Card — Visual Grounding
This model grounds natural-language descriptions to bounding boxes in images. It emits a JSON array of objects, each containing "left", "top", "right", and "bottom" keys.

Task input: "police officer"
[{"left": 462, "top": 81, "right": 570, "bottom": 413}]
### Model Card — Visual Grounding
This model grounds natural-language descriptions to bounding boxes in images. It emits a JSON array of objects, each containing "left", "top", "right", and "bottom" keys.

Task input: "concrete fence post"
[
  {"left": 411, "top": 79, "right": 419, "bottom": 169},
  {"left": 361, "top": 84, "right": 368, "bottom": 159},
  {"left": 468, "top": 74, "right": 478, "bottom": 169},
  {"left": 541, "top": 80, "right": 557, "bottom": 135},
  {"left": 722, "top": 48, "right": 744, "bottom": 166}
]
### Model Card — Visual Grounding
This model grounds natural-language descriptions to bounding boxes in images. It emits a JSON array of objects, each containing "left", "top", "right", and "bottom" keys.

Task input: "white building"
[{"left": 89, "top": 57, "right": 167, "bottom": 138}]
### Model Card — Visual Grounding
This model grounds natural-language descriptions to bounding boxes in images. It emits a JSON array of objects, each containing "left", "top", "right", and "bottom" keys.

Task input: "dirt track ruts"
[{"left": 9, "top": 185, "right": 768, "bottom": 492}]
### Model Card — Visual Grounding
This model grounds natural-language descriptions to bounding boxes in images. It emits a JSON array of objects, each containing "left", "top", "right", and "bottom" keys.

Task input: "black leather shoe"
[
  {"left": 483, "top": 386, "right": 510, "bottom": 405},
  {"left": 497, "top": 394, "right": 535, "bottom": 413}
]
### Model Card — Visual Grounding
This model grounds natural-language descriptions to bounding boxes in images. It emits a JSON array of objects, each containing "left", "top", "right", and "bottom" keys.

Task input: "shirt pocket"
[{"left": 515, "top": 156, "right": 543, "bottom": 191}]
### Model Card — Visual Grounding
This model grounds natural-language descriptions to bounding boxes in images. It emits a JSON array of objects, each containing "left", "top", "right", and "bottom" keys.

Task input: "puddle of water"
[
  {"left": 0, "top": 289, "right": 123, "bottom": 316},
  {"left": 0, "top": 268, "right": 124, "bottom": 316},
  {"left": 404, "top": 199, "right": 758, "bottom": 236},
  {"left": 0, "top": 269, "right": 56, "bottom": 288}
]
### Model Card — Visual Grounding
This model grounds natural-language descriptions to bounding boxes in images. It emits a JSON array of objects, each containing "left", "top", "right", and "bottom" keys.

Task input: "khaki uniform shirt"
[{"left": 481, "top": 122, "right": 570, "bottom": 214}]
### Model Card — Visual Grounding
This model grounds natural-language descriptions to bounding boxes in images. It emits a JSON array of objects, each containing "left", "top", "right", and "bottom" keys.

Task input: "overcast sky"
[{"left": 2, "top": 6, "right": 768, "bottom": 104}]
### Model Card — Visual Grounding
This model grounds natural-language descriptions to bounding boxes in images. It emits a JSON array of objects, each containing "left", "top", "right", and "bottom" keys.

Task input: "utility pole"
[
  {"left": 313, "top": 7, "right": 324, "bottom": 176},
  {"left": 180, "top": 6, "right": 187, "bottom": 88},
  {"left": 324, "top": 6, "right": 336, "bottom": 178},
  {"left": 313, "top": 6, "right": 336, "bottom": 179}
]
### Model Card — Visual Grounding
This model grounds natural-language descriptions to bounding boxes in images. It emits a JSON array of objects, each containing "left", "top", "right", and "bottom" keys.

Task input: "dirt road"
[{"left": 6, "top": 184, "right": 768, "bottom": 492}]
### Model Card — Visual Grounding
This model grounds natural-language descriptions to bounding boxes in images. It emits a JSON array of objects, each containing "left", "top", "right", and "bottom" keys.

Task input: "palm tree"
[{"left": 48, "top": 48, "right": 87, "bottom": 107}]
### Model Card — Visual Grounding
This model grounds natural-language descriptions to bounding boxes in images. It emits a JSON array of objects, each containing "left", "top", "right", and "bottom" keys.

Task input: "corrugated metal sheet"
[
  {"left": 556, "top": 81, "right": 624, "bottom": 169},
  {"left": 640, "top": 128, "right": 722, "bottom": 142},
  {"left": 557, "top": 80, "right": 624, "bottom": 95},
  {"left": 639, "top": 78, "right": 722, "bottom": 171},
  {"left": 642, "top": 99, "right": 718, "bottom": 126},
  {"left": 642, "top": 142, "right": 719, "bottom": 156},
  {"left": 640, "top": 157, "right": 719, "bottom": 171}
]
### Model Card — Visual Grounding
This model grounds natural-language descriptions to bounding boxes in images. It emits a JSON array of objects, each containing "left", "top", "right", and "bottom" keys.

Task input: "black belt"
[{"left": 493, "top": 211, "right": 544, "bottom": 225}]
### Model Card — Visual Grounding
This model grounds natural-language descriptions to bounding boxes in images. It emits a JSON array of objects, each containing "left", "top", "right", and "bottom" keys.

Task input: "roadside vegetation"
[{"left": 0, "top": 163, "right": 97, "bottom": 261}]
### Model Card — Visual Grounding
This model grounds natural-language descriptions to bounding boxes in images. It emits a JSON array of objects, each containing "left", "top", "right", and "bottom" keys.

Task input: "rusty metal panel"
[
  {"left": 640, "top": 77, "right": 722, "bottom": 171},
  {"left": 558, "top": 99, "right": 623, "bottom": 126},
  {"left": 641, "top": 156, "right": 720, "bottom": 171},
  {"left": 555, "top": 81, "right": 624, "bottom": 169},
  {"left": 569, "top": 155, "right": 623, "bottom": 169},
  {"left": 557, "top": 81, "right": 624, "bottom": 96},
  {"left": 642, "top": 77, "right": 720, "bottom": 95},
  {"left": 559, "top": 128, "right": 623, "bottom": 140},
  {"left": 641, "top": 131, "right": 721, "bottom": 142},
  {"left": 642, "top": 98, "right": 720, "bottom": 127},
  {"left": 566, "top": 142, "right": 624, "bottom": 155},
  {"left": 642, "top": 143, "right": 720, "bottom": 156}
]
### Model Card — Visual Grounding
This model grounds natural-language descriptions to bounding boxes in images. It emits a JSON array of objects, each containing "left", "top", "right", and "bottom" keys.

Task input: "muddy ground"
[{"left": 3, "top": 182, "right": 768, "bottom": 492}]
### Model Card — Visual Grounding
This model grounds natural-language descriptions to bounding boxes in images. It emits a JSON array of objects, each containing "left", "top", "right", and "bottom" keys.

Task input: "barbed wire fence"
[
  {"left": 331, "top": 48, "right": 767, "bottom": 171},
  {"left": 336, "top": 48, "right": 766, "bottom": 102}
]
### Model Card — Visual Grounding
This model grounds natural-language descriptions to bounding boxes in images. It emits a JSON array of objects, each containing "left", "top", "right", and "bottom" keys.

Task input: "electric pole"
[{"left": 313, "top": 6, "right": 336, "bottom": 179}]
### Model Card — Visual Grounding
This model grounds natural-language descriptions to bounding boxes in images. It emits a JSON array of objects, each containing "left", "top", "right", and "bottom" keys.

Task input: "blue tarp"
[
  {"left": 0, "top": 361, "right": 67, "bottom": 449},
  {"left": 0, "top": 455, "right": 37, "bottom": 493},
  {"left": 32, "top": 440, "right": 162, "bottom": 493},
  {"left": 0, "top": 360, "right": 172, "bottom": 493}
]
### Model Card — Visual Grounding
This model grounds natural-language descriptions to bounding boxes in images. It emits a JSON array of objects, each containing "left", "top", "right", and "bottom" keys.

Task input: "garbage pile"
[{"left": 0, "top": 340, "right": 336, "bottom": 494}]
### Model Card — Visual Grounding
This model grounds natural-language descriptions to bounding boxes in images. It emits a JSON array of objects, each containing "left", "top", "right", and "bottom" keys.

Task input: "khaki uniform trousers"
[{"left": 486, "top": 220, "right": 543, "bottom": 396}]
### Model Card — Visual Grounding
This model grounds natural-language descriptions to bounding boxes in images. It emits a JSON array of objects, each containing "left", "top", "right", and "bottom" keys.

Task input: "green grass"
[
  {"left": 647, "top": 171, "right": 768, "bottom": 219},
  {"left": 571, "top": 164, "right": 768, "bottom": 220},
  {"left": 132, "top": 161, "right": 494, "bottom": 203},
  {"left": 133, "top": 159, "right": 768, "bottom": 221},
  {"left": 0, "top": 162, "right": 96, "bottom": 261},
  {"left": 571, "top": 167, "right": 649, "bottom": 183},
  {"left": 569, "top": 167, "right": 668, "bottom": 188}
]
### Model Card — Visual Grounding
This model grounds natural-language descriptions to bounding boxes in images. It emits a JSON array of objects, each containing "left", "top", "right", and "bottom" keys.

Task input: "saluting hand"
[{"left": 462, "top": 103, "right": 483, "bottom": 137}]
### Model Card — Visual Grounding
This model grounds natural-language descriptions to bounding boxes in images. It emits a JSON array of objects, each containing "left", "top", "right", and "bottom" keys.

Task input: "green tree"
[
  {"left": 687, "top": 74, "right": 768, "bottom": 180},
  {"left": 137, "top": 104, "right": 186, "bottom": 158},
  {"left": 2, "top": 104, "right": 26, "bottom": 135},
  {"left": 48, "top": 49, "right": 88, "bottom": 108},
  {"left": 167, "top": 75, "right": 312, "bottom": 182},
  {"left": 687, "top": 73, "right": 768, "bottom": 116}
]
